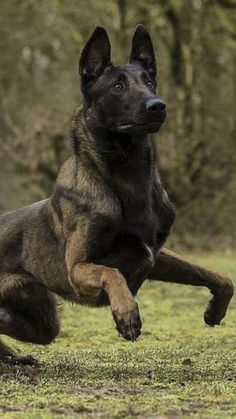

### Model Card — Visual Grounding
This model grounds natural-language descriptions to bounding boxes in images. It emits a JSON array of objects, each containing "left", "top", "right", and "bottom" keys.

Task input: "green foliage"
[
  {"left": 0, "top": 254, "right": 235, "bottom": 418},
  {"left": 0, "top": 0, "right": 236, "bottom": 248}
]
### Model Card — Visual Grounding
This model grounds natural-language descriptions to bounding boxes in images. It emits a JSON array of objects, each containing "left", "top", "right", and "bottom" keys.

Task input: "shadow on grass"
[{"left": 1, "top": 348, "right": 235, "bottom": 390}]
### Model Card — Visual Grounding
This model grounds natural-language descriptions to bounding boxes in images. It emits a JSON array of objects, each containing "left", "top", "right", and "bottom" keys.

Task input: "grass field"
[{"left": 0, "top": 254, "right": 235, "bottom": 418}]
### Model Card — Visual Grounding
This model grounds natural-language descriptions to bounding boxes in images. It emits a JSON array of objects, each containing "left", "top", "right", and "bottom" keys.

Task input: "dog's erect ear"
[
  {"left": 129, "top": 24, "right": 156, "bottom": 79},
  {"left": 79, "top": 26, "right": 111, "bottom": 79}
]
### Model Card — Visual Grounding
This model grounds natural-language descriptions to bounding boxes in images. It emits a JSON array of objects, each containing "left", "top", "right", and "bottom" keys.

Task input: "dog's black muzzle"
[
  {"left": 117, "top": 97, "right": 167, "bottom": 134},
  {"left": 145, "top": 98, "right": 166, "bottom": 124},
  {"left": 146, "top": 98, "right": 166, "bottom": 114}
]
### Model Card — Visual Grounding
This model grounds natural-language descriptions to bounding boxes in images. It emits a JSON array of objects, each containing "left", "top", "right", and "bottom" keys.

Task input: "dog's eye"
[
  {"left": 113, "top": 82, "right": 124, "bottom": 92},
  {"left": 146, "top": 80, "right": 154, "bottom": 89}
]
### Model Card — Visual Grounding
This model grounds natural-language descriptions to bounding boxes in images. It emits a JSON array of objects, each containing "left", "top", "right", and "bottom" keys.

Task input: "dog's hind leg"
[
  {"left": 150, "top": 248, "right": 234, "bottom": 326},
  {"left": 0, "top": 274, "right": 59, "bottom": 365}
]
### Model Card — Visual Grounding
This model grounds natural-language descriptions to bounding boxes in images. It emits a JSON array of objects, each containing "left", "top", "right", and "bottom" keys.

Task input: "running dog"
[{"left": 0, "top": 25, "right": 233, "bottom": 365}]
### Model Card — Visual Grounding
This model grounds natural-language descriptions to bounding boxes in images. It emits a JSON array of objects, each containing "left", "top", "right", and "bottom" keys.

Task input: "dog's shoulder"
[
  {"left": 51, "top": 155, "right": 121, "bottom": 232},
  {"left": 56, "top": 156, "right": 77, "bottom": 189}
]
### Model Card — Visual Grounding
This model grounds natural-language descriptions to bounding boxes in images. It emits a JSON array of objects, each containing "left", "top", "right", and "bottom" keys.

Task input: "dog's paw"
[
  {"left": 4, "top": 354, "right": 40, "bottom": 366},
  {"left": 113, "top": 303, "right": 142, "bottom": 341},
  {"left": 204, "top": 303, "right": 222, "bottom": 326},
  {"left": 204, "top": 283, "right": 234, "bottom": 326}
]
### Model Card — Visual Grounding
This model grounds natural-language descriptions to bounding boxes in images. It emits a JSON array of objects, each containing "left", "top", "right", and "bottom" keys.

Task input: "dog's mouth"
[{"left": 117, "top": 120, "right": 164, "bottom": 133}]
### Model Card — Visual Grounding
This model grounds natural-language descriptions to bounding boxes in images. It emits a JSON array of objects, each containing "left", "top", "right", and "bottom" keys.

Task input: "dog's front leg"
[
  {"left": 150, "top": 248, "right": 234, "bottom": 326},
  {"left": 65, "top": 234, "right": 142, "bottom": 341}
]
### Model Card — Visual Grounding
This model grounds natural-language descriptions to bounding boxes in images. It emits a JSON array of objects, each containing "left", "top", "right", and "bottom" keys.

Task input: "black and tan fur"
[{"left": 0, "top": 25, "right": 233, "bottom": 365}]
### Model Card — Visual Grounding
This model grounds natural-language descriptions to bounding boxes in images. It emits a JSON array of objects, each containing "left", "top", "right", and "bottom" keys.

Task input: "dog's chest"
[{"left": 114, "top": 176, "right": 175, "bottom": 252}]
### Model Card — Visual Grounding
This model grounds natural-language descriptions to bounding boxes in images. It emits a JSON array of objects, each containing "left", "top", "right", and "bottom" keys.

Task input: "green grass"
[{"left": 0, "top": 254, "right": 235, "bottom": 418}]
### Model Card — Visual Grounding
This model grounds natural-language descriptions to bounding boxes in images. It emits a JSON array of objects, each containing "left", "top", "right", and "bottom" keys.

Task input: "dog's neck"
[{"left": 71, "top": 107, "right": 155, "bottom": 180}]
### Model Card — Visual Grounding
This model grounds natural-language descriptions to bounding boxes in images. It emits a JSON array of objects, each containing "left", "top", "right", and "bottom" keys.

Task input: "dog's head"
[{"left": 79, "top": 25, "right": 166, "bottom": 136}]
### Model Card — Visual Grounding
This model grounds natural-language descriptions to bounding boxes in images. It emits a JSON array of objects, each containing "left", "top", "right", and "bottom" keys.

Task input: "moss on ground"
[{"left": 0, "top": 254, "right": 235, "bottom": 418}]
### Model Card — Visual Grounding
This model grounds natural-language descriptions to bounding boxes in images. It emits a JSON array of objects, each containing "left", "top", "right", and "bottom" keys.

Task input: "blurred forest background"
[{"left": 0, "top": 0, "right": 235, "bottom": 250}]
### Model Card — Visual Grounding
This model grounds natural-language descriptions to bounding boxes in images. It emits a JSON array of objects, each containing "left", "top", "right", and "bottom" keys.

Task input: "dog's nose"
[{"left": 146, "top": 98, "right": 166, "bottom": 113}]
